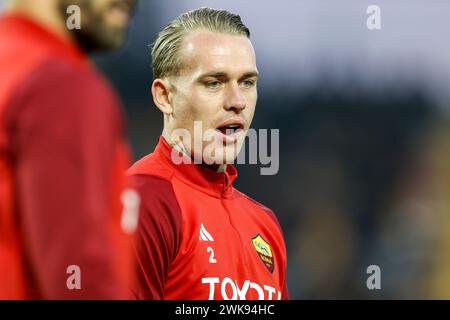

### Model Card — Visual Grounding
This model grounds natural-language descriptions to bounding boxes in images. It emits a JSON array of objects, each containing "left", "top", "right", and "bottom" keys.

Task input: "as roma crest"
[{"left": 252, "top": 234, "right": 274, "bottom": 273}]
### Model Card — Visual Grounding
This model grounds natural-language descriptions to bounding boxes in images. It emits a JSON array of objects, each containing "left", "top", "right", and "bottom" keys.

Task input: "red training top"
[
  {"left": 0, "top": 14, "right": 135, "bottom": 299},
  {"left": 128, "top": 136, "right": 289, "bottom": 300}
]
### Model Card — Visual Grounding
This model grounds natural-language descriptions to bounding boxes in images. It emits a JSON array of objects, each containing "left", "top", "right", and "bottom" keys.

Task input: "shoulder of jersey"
[
  {"left": 234, "top": 189, "right": 283, "bottom": 230},
  {"left": 126, "top": 153, "right": 174, "bottom": 182}
]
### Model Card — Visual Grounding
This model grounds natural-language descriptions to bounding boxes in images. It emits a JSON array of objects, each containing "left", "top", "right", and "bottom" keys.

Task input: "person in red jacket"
[
  {"left": 0, "top": 0, "right": 139, "bottom": 299},
  {"left": 128, "top": 7, "right": 289, "bottom": 300}
]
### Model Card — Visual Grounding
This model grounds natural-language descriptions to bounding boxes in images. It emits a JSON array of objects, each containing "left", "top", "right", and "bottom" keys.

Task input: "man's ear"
[{"left": 151, "top": 79, "right": 173, "bottom": 115}]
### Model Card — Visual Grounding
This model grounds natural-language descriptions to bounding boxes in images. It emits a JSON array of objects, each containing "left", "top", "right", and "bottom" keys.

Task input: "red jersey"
[
  {"left": 127, "top": 136, "right": 289, "bottom": 300},
  {"left": 0, "top": 14, "right": 135, "bottom": 299}
]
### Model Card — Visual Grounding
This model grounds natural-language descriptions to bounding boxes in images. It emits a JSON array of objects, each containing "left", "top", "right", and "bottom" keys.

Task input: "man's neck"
[{"left": 162, "top": 131, "right": 228, "bottom": 173}]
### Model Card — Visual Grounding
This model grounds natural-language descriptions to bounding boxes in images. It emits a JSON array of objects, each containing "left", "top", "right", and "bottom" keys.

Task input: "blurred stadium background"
[{"left": 4, "top": 0, "right": 450, "bottom": 299}]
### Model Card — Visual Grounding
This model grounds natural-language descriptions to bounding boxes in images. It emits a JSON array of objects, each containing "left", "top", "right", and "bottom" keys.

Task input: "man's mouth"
[
  {"left": 215, "top": 119, "right": 245, "bottom": 142},
  {"left": 217, "top": 124, "right": 243, "bottom": 135}
]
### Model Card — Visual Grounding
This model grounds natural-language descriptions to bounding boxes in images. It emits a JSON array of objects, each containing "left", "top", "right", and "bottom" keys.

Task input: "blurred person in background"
[
  {"left": 127, "top": 7, "right": 288, "bottom": 300},
  {"left": 0, "top": 0, "right": 139, "bottom": 299}
]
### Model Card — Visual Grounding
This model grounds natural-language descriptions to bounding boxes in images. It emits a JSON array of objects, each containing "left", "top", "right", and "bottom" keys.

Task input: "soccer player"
[
  {"left": 0, "top": 0, "right": 139, "bottom": 299},
  {"left": 128, "top": 7, "right": 289, "bottom": 300}
]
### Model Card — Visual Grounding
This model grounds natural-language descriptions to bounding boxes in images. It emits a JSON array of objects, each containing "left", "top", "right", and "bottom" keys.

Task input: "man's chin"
[{"left": 72, "top": 27, "right": 127, "bottom": 52}]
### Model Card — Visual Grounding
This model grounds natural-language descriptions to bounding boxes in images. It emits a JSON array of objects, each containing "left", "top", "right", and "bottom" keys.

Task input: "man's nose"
[{"left": 224, "top": 83, "right": 246, "bottom": 112}]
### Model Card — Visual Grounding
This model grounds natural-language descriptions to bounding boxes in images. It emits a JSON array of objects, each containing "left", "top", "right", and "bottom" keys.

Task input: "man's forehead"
[{"left": 180, "top": 30, "right": 257, "bottom": 75}]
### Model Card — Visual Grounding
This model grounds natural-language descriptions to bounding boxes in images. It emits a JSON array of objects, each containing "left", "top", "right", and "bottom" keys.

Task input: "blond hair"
[{"left": 151, "top": 7, "right": 250, "bottom": 79}]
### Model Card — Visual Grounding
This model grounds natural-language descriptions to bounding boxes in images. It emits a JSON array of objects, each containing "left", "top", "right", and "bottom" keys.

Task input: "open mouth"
[
  {"left": 216, "top": 123, "right": 244, "bottom": 136},
  {"left": 215, "top": 120, "right": 245, "bottom": 142}
]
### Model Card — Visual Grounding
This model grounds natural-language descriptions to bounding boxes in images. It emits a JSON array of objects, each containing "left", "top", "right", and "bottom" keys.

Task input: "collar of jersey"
[{"left": 154, "top": 136, "right": 238, "bottom": 198}]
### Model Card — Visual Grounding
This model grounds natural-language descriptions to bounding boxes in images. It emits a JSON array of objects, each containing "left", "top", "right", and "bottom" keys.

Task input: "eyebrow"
[
  {"left": 240, "top": 71, "right": 259, "bottom": 79},
  {"left": 198, "top": 71, "right": 259, "bottom": 80}
]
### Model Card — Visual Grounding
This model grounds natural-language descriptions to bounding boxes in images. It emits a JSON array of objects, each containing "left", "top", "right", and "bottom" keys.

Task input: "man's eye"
[
  {"left": 241, "top": 79, "right": 256, "bottom": 88},
  {"left": 205, "top": 81, "right": 221, "bottom": 88}
]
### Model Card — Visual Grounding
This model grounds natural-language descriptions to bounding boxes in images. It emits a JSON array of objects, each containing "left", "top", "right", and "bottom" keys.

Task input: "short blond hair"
[{"left": 151, "top": 7, "right": 250, "bottom": 79}]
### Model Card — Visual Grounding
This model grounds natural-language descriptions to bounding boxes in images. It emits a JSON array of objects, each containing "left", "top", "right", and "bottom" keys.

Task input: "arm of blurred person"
[{"left": 7, "top": 59, "right": 131, "bottom": 299}]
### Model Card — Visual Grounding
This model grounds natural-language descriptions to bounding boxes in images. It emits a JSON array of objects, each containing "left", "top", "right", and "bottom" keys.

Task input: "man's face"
[
  {"left": 167, "top": 30, "right": 258, "bottom": 164},
  {"left": 59, "top": 0, "right": 137, "bottom": 51}
]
